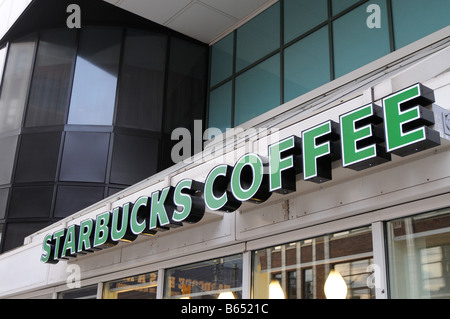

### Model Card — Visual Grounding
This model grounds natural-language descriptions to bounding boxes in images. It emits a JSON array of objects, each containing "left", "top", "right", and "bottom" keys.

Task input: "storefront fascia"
[{"left": 1, "top": 26, "right": 450, "bottom": 299}]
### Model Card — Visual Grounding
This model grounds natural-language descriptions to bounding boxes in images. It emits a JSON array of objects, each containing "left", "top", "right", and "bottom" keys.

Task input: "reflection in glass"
[
  {"left": 25, "top": 30, "right": 77, "bottom": 127},
  {"left": 284, "top": 0, "right": 328, "bottom": 43},
  {"left": 103, "top": 272, "right": 158, "bottom": 299},
  {"left": 387, "top": 209, "right": 450, "bottom": 299},
  {"left": 68, "top": 28, "right": 122, "bottom": 125},
  {"left": 0, "top": 38, "right": 36, "bottom": 134},
  {"left": 252, "top": 227, "right": 374, "bottom": 299},
  {"left": 164, "top": 254, "right": 243, "bottom": 299}
]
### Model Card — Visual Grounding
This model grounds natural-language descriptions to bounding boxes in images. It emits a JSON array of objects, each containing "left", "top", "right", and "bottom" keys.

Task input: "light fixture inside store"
[
  {"left": 218, "top": 291, "right": 236, "bottom": 299},
  {"left": 269, "top": 280, "right": 285, "bottom": 299},
  {"left": 324, "top": 269, "right": 348, "bottom": 299}
]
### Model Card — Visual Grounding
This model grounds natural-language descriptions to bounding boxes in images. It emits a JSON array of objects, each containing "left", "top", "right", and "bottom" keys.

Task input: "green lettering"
[
  {"left": 77, "top": 219, "right": 94, "bottom": 253},
  {"left": 302, "top": 121, "right": 340, "bottom": 183},
  {"left": 61, "top": 225, "right": 78, "bottom": 259},
  {"left": 268, "top": 136, "right": 302, "bottom": 193},
  {"left": 383, "top": 83, "right": 439, "bottom": 156},
  {"left": 150, "top": 188, "right": 171, "bottom": 230},
  {"left": 231, "top": 153, "right": 267, "bottom": 202},
  {"left": 41, "top": 234, "right": 57, "bottom": 264}
]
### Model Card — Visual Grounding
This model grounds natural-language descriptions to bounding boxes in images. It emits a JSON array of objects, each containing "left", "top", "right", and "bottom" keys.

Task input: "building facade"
[{"left": 0, "top": 0, "right": 450, "bottom": 300}]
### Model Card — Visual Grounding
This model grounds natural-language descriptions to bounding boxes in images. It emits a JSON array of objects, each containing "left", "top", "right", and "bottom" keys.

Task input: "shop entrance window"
[
  {"left": 164, "top": 254, "right": 243, "bottom": 299},
  {"left": 252, "top": 226, "right": 374, "bottom": 299},
  {"left": 103, "top": 272, "right": 158, "bottom": 299},
  {"left": 58, "top": 285, "right": 97, "bottom": 299},
  {"left": 387, "top": 208, "right": 450, "bottom": 299}
]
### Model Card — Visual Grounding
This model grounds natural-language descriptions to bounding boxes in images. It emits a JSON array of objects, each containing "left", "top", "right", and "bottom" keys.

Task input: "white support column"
[
  {"left": 242, "top": 251, "right": 252, "bottom": 299},
  {"left": 157, "top": 268, "right": 165, "bottom": 299},
  {"left": 371, "top": 222, "right": 389, "bottom": 299}
]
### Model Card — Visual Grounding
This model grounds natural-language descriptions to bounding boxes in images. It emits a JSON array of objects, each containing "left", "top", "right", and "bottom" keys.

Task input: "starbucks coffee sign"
[{"left": 41, "top": 83, "right": 443, "bottom": 264}]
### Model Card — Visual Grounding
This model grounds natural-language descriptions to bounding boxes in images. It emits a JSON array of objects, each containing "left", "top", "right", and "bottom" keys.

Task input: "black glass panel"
[
  {"left": 116, "top": 30, "right": 167, "bottom": 131},
  {"left": 0, "top": 135, "right": 18, "bottom": 185},
  {"left": 110, "top": 134, "right": 159, "bottom": 185},
  {"left": 0, "top": 38, "right": 36, "bottom": 134},
  {"left": 14, "top": 132, "right": 61, "bottom": 183},
  {"left": 25, "top": 29, "right": 77, "bottom": 127},
  {"left": 59, "top": 132, "right": 110, "bottom": 182},
  {"left": 68, "top": 27, "right": 122, "bottom": 125},
  {"left": 2, "top": 222, "right": 49, "bottom": 252},
  {"left": 8, "top": 186, "right": 53, "bottom": 218},
  {"left": 0, "top": 188, "right": 9, "bottom": 220},
  {"left": 54, "top": 185, "right": 104, "bottom": 218},
  {"left": 164, "top": 37, "right": 207, "bottom": 134}
]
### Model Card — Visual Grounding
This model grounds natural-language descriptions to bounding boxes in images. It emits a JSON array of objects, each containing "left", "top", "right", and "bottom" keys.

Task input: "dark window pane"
[
  {"left": 210, "top": 32, "right": 233, "bottom": 87},
  {"left": 25, "top": 29, "right": 77, "bottom": 127},
  {"left": 110, "top": 134, "right": 159, "bottom": 185},
  {"left": 14, "top": 132, "right": 61, "bottom": 183},
  {"left": 331, "top": 0, "right": 359, "bottom": 15},
  {"left": 0, "top": 188, "right": 9, "bottom": 219},
  {"left": 107, "top": 187, "right": 125, "bottom": 197},
  {"left": 58, "top": 285, "right": 98, "bottom": 299},
  {"left": 2, "top": 222, "right": 48, "bottom": 252},
  {"left": 392, "top": 0, "right": 450, "bottom": 49},
  {"left": 116, "top": 30, "right": 166, "bottom": 131},
  {"left": 60, "top": 132, "right": 110, "bottom": 182},
  {"left": 0, "top": 135, "right": 18, "bottom": 185},
  {"left": 54, "top": 186, "right": 104, "bottom": 218},
  {"left": 333, "top": 0, "right": 390, "bottom": 78},
  {"left": 164, "top": 37, "right": 207, "bottom": 134},
  {"left": 284, "top": 26, "right": 330, "bottom": 101},
  {"left": 68, "top": 27, "right": 122, "bottom": 125},
  {"left": 284, "top": 0, "right": 328, "bottom": 43},
  {"left": 236, "top": 2, "right": 280, "bottom": 71},
  {"left": 208, "top": 81, "right": 232, "bottom": 132},
  {"left": 235, "top": 54, "right": 280, "bottom": 126},
  {"left": 0, "top": 38, "right": 36, "bottom": 134},
  {"left": 8, "top": 186, "right": 53, "bottom": 218}
]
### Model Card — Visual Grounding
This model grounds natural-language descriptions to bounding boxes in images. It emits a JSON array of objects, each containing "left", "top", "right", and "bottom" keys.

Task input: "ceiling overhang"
[{"left": 103, "top": 0, "right": 278, "bottom": 44}]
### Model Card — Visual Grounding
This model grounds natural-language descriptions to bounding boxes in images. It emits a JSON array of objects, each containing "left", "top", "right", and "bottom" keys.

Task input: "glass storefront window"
[
  {"left": 58, "top": 285, "right": 98, "bottom": 299},
  {"left": 387, "top": 208, "right": 450, "bottom": 299},
  {"left": 164, "top": 254, "right": 243, "bottom": 299},
  {"left": 103, "top": 272, "right": 158, "bottom": 299},
  {"left": 252, "top": 226, "right": 374, "bottom": 299}
]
